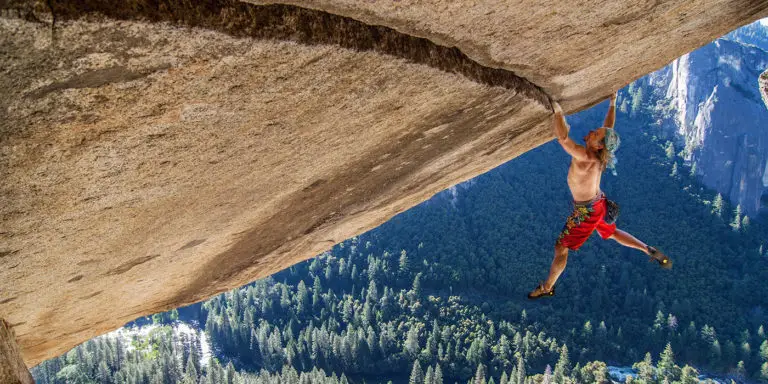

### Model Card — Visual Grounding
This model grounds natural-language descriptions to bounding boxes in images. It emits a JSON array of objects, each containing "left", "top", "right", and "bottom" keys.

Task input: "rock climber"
[{"left": 527, "top": 93, "right": 672, "bottom": 300}]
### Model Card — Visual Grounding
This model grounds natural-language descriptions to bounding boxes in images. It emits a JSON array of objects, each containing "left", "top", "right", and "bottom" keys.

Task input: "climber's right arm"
[{"left": 552, "top": 102, "right": 588, "bottom": 161}]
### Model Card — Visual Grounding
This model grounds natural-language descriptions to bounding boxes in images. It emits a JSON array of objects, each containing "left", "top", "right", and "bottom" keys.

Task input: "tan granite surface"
[{"left": 1, "top": 0, "right": 766, "bottom": 367}]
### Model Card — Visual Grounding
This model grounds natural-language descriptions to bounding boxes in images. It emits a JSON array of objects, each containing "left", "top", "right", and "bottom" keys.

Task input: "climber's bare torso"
[
  {"left": 555, "top": 119, "right": 607, "bottom": 202},
  {"left": 567, "top": 154, "right": 603, "bottom": 202}
]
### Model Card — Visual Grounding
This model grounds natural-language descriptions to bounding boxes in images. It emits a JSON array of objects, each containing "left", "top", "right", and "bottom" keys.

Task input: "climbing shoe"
[
  {"left": 527, "top": 282, "right": 556, "bottom": 300},
  {"left": 648, "top": 246, "right": 672, "bottom": 269}
]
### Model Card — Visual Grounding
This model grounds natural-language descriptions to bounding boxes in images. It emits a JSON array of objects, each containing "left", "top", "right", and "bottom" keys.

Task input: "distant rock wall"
[
  {"left": 649, "top": 35, "right": 768, "bottom": 216},
  {"left": 726, "top": 20, "right": 768, "bottom": 51}
]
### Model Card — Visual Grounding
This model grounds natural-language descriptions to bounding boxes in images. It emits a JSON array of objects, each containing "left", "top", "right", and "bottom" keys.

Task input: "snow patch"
[
  {"left": 106, "top": 323, "right": 212, "bottom": 366},
  {"left": 175, "top": 323, "right": 212, "bottom": 366},
  {"left": 107, "top": 324, "right": 157, "bottom": 353}
]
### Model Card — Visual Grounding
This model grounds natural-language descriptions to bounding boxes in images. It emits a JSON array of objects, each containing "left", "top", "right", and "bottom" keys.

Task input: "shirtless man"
[{"left": 527, "top": 93, "right": 671, "bottom": 300}]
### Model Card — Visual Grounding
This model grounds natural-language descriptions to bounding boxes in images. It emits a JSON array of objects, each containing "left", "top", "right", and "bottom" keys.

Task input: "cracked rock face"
[{"left": 1, "top": 0, "right": 767, "bottom": 367}]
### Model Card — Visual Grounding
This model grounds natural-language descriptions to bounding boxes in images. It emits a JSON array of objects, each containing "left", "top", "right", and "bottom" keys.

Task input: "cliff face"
[
  {"left": 725, "top": 19, "right": 768, "bottom": 50},
  {"left": 648, "top": 31, "right": 768, "bottom": 216},
  {"left": 1, "top": 0, "right": 767, "bottom": 367}
]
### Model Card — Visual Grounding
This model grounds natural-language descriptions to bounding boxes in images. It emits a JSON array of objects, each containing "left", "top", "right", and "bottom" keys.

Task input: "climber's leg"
[{"left": 606, "top": 228, "right": 649, "bottom": 254}]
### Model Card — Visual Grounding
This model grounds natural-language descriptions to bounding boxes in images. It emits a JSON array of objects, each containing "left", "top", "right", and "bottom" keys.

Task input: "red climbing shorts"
[{"left": 556, "top": 193, "right": 617, "bottom": 251}]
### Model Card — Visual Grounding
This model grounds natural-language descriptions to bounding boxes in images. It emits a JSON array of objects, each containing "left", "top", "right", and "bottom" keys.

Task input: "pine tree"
[
  {"left": 496, "top": 334, "right": 511, "bottom": 363},
  {"left": 207, "top": 359, "right": 221, "bottom": 384},
  {"left": 296, "top": 280, "right": 310, "bottom": 315},
  {"left": 405, "top": 327, "right": 420, "bottom": 358},
  {"left": 542, "top": 365, "right": 552, "bottom": 384},
  {"left": 631, "top": 85, "right": 644, "bottom": 116},
  {"left": 667, "top": 314, "right": 678, "bottom": 331},
  {"left": 735, "top": 361, "right": 746, "bottom": 379},
  {"left": 634, "top": 352, "right": 655, "bottom": 382},
  {"left": 409, "top": 360, "right": 424, "bottom": 384},
  {"left": 338, "top": 258, "right": 347, "bottom": 278},
  {"left": 226, "top": 362, "right": 236, "bottom": 384},
  {"left": 280, "top": 284, "right": 291, "bottom": 309},
  {"left": 411, "top": 273, "right": 423, "bottom": 298},
  {"left": 671, "top": 162, "right": 679, "bottom": 177},
  {"left": 367, "top": 280, "right": 378, "bottom": 302},
  {"left": 680, "top": 366, "right": 699, "bottom": 384},
  {"left": 313, "top": 276, "right": 323, "bottom": 309},
  {"left": 572, "top": 363, "right": 581, "bottom": 383},
  {"left": 577, "top": 361, "right": 609, "bottom": 384},
  {"left": 712, "top": 193, "right": 724, "bottom": 218},
  {"left": 596, "top": 321, "right": 608, "bottom": 343},
  {"left": 740, "top": 341, "right": 752, "bottom": 368},
  {"left": 474, "top": 364, "right": 487, "bottom": 384},
  {"left": 424, "top": 365, "right": 434, "bottom": 384},
  {"left": 731, "top": 205, "right": 742, "bottom": 231},
  {"left": 434, "top": 363, "right": 444, "bottom": 384},
  {"left": 658, "top": 343, "right": 680, "bottom": 381},
  {"left": 582, "top": 321, "right": 593, "bottom": 340},
  {"left": 185, "top": 356, "right": 198, "bottom": 383},
  {"left": 96, "top": 361, "right": 111, "bottom": 384},
  {"left": 553, "top": 345, "right": 570, "bottom": 383},
  {"left": 701, "top": 324, "right": 717, "bottom": 344},
  {"left": 399, "top": 250, "right": 410, "bottom": 276},
  {"left": 515, "top": 356, "right": 525, "bottom": 384},
  {"left": 761, "top": 362, "right": 768, "bottom": 382},
  {"left": 665, "top": 141, "right": 675, "bottom": 161}
]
